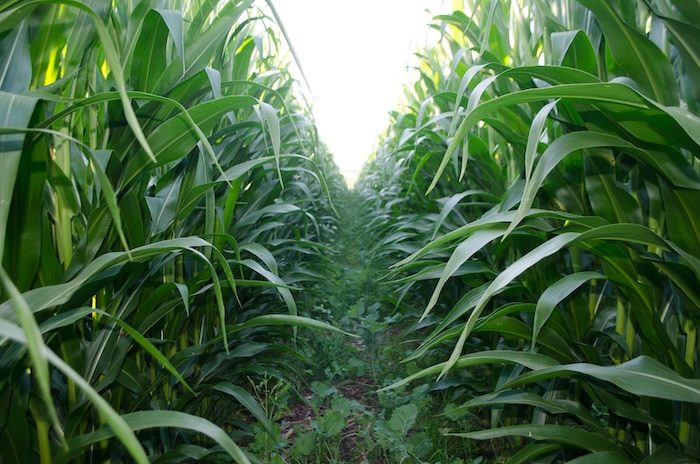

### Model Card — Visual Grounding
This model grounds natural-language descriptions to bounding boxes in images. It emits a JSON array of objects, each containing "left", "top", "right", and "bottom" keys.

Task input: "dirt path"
[
  {"left": 274, "top": 192, "right": 475, "bottom": 463},
  {"left": 278, "top": 192, "right": 392, "bottom": 463}
]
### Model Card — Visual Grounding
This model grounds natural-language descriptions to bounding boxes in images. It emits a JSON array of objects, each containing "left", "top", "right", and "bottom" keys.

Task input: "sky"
[{"left": 274, "top": 1, "right": 445, "bottom": 186}]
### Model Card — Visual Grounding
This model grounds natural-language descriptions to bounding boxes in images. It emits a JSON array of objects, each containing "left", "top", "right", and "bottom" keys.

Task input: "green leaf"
[
  {"left": 585, "top": 154, "right": 642, "bottom": 224},
  {"left": 13, "top": 0, "right": 158, "bottom": 161},
  {"left": 0, "top": 267, "right": 64, "bottom": 443},
  {"left": 423, "top": 228, "right": 506, "bottom": 321},
  {"left": 532, "top": 272, "right": 605, "bottom": 349},
  {"left": 211, "top": 383, "right": 274, "bottom": 437},
  {"left": 215, "top": 155, "right": 276, "bottom": 183},
  {"left": 380, "top": 350, "right": 558, "bottom": 391},
  {"left": 505, "top": 131, "right": 700, "bottom": 238},
  {"left": 387, "top": 403, "right": 418, "bottom": 436},
  {"left": 256, "top": 101, "right": 283, "bottom": 186},
  {"left": 393, "top": 209, "right": 605, "bottom": 269},
  {"left": 0, "top": 237, "right": 214, "bottom": 320},
  {"left": 130, "top": 10, "right": 167, "bottom": 92},
  {"left": 441, "top": 233, "right": 579, "bottom": 378},
  {"left": 502, "top": 356, "right": 700, "bottom": 403},
  {"left": 566, "top": 451, "right": 632, "bottom": 464},
  {"left": 155, "top": 9, "right": 185, "bottom": 71},
  {"left": 506, "top": 443, "right": 562, "bottom": 464},
  {"left": 93, "top": 309, "right": 193, "bottom": 394},
  {"left": 153, "top": 0, "right": 252, "bottom": 92},
  {"left": 640, "top": 445, "right": 698, "bottom": 463},
  {"left": 122, "top": 95, "right": 257, "bottom": 186},
  {"left": 0, "top": 318, "right": 149, "bottom": 463},
  {"left": 317, "top": 409, "right": 345, "bottom": 437},
  {"left": 231, "top": 314, "right": 354, "bottom": 337},
  {"left": 550, "top": 30, "right": 597, "bottom": 75},
  {"left": 432, "top": 190, "right": 497, "bottom": 239},
  {"left": 447, "top": 424, "right": 620, "bottom": 453},
  {"left": 447, "top": 390, "right": 603, "bottom": 431},
  {"left": 428, "top": 83, "right": 700, "bottom": 193},
  {"left": 60, "top": 410, "right": 250, "bottom": 464},
  {"left": 290, "top": 431, "right": 316, "bottom": 457},
  {"left": 575, "top": 0, "right": 678, "bottom": 105},
  {"left": 0, "top": 91, "right": 36, "bottom": 265},
  {"left": 524, "top": 100, "right": 558, "bottom": 182},
  {"left": 0, "top": 19, "right": 31, "bottom": 92}
]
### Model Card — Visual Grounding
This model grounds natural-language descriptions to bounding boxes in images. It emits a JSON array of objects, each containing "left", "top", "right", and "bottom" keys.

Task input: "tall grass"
[
  {"left": 0, "top": 1, "right": 342, "bottom": 462},
  {"left": 359, "top": 0, "right": 700, "bottom": 461}
]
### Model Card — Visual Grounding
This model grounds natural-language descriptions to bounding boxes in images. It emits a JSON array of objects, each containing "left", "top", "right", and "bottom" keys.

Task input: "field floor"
[{"left": 267, "top": 193, "right": 483, "bottom": 464}]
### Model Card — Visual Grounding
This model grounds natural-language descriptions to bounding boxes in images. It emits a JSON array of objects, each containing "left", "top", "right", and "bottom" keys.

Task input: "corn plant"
[
  {"left": 359, "top": 0, "right": 700, "bottom": 461},
  {"left": 0, "top": 1, "right": 344, "bottom": 462}
]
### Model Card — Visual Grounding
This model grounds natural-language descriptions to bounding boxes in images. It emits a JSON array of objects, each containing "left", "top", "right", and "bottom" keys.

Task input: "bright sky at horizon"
[{"left": 274, "top": 1, "right": 445, "bottom": 186}]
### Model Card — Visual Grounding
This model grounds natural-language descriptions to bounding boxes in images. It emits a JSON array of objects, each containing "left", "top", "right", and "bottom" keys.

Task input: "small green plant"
[{"left": 248, "top": 374, "right": 291, "bottom": 460}]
